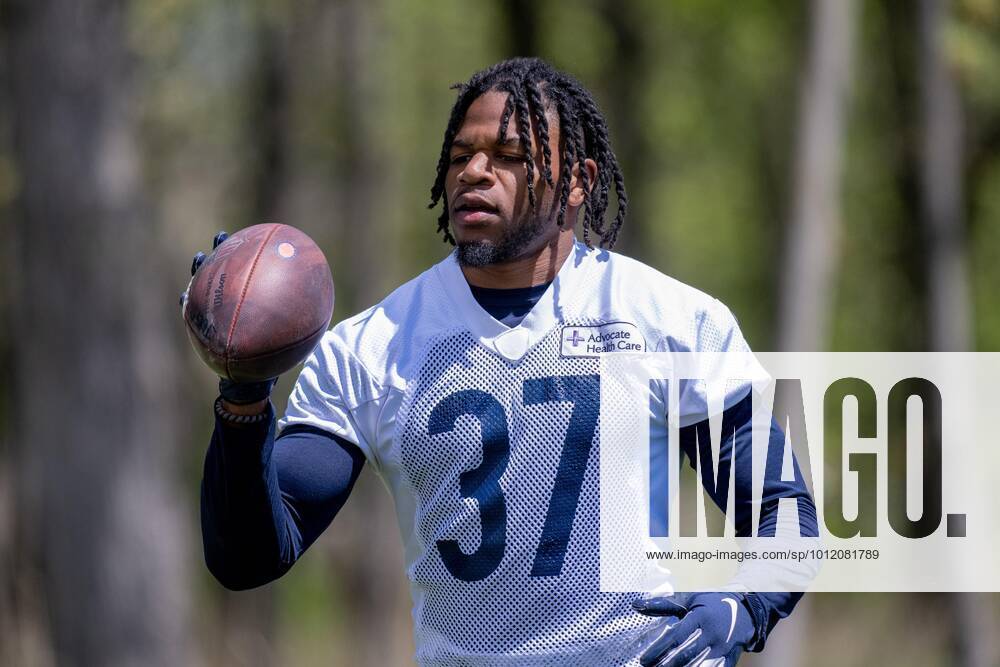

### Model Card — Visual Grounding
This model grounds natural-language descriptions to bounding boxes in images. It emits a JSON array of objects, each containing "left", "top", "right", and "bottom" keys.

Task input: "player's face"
[{"left": 445, "top": 90, "right": 563, "bottom": 267}]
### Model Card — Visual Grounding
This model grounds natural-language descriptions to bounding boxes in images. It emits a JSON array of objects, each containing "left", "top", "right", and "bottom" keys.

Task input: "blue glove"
[
  {"left": 182, "top": 231, "right": 276, "bottom": 406},
  {"left": 632, "top": 592, "right": 756, "bottom": 667}
]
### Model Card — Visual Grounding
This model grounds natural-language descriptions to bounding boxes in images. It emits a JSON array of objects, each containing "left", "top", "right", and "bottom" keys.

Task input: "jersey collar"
[{"left": 435, "top": 240, "right": 597, "bottom": 363}]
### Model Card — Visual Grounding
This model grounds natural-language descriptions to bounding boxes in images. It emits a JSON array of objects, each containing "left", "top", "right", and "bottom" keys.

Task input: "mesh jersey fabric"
[{"left": 279, "top": 241, "right": 767, "bottom": 666}]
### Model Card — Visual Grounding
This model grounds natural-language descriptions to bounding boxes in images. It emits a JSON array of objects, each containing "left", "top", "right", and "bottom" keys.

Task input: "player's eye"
[
  {"left": 499, "top": 154, "right": 527, "bottom": 163},
  {"left": 450, "top": 155, "right": 471, "bottom": 165}
]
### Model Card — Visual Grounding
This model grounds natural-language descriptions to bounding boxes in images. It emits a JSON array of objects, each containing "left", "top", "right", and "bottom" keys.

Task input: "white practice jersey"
[{"left": 279, "top": 241, "right": 757, "bottom": 666}]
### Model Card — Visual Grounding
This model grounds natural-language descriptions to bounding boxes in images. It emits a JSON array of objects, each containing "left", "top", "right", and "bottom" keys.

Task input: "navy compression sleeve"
[
  {"left": 200, "top": 404, "right": 365, "bottom": 590},
  {"left": 679, "top": 392, "right": 819, "bottom": 652}
]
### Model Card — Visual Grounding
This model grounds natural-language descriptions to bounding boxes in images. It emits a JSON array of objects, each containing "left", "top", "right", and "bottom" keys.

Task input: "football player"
[{"left": 196, "top": 58, "right": 817, "bottom": 666}]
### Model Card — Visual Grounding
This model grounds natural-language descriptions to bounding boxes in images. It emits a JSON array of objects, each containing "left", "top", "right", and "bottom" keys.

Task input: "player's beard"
[{"left": 454, "top": 212, "right": 548, "bottom": 268}]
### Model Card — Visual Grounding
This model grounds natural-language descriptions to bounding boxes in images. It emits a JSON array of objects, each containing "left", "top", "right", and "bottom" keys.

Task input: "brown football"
[{"left": 183, "top": 223, "right": 334, "bottom": 382}]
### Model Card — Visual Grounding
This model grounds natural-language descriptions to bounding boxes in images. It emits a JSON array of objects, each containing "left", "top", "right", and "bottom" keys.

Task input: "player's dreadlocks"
[{"left": 428, "top": 58, "right": 627, "bottom": 249}]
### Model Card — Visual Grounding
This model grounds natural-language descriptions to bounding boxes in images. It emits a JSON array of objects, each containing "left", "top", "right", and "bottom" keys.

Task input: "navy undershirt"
[
  {"left": 468, "top": 282, "right": 551, "bottom": 327},
  {"left": 200, "top": 284, "right": 814, "bottom": 647}
]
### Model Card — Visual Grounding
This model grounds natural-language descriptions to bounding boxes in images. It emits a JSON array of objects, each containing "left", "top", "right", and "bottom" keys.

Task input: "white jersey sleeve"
[
  {"left": 278, "top": 329, "right": 388, "bottom": 467},
  {"left": 673, "top": 297, "right": 769, "bottom": 427}
]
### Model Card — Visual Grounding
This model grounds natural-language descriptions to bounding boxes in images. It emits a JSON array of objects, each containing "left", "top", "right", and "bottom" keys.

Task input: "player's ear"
[{"left": 568, "top": 158, "right": 598, "bottom": 207}]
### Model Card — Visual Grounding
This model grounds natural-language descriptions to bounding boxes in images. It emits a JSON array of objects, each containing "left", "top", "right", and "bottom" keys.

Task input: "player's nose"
[{"left": 458, "top": 152, "right": 492, "bottom": 185}]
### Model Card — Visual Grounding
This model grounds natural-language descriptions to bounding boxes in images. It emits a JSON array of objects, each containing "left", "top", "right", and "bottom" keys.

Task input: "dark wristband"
[
  {"left": 214, "top": 396, "right": 271, "bottom": 426},
  {"left": 218, "top": 377, "right": 277, "bottom": 405}
]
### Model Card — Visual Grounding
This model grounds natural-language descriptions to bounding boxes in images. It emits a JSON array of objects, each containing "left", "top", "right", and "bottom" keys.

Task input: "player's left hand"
[{"left": 632, "top": 592, "right": 755, "bottom": 666}]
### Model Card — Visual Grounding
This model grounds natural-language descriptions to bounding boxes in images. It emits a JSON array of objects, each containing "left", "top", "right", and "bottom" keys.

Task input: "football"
[{"left": 183, "top": 223, "right": 334, "bottom": 382}]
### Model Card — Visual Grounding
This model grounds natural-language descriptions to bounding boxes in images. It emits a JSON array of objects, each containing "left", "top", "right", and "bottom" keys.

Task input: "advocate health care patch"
[{"left": 561, "top": 322, "right": 646, "bottom": 357}]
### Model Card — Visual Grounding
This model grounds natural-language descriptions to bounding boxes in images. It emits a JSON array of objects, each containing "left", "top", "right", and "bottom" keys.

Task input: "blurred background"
[{"left": 2, "top": 0, "right": 999, "bottom": 665}]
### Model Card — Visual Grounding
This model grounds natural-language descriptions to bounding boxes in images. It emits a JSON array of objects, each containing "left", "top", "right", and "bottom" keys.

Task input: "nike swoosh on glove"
[{"left": 632, "top": 592, "right": 756, "bottom": 667}]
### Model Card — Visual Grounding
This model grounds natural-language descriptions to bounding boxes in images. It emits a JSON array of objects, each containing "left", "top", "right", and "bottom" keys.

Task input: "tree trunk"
[
  {"left": 209, "top": 17, "right": 292, "bottom": 667},
  {"left": 500, "top": 0, "right": 538, "bottom": 58},
  {"left": 918, "top": 1, "right": 995, "bottom": 665},
  {"left": 599, "top": 1, "right": 645, "bottom": 258},
  {"left": 769, "top": 0, "right": 855, "bottom": 665},
  {"left": 919, "top": 0, "right": 970, "bottom": 352},
  {"left": 3, "top": 1, "right": 190, "bottom": 664},
  {"left": 323, "top": 0, "right": 413, "bottom": 664},
  {"left": 777, "top": 0, "right": 856, "bottom": 353}
]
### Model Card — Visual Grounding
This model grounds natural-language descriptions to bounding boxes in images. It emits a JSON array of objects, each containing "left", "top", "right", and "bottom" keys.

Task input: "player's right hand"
[
  {"left": 183, "top": 231, "right": 277, "bottom": 406},
  {"left": 632, "top": 592, "right": 755, "bottom": 666}
]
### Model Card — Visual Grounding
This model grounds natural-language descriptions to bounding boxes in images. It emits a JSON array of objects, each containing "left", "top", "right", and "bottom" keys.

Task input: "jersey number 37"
[{"left": 428, "top": 374, "right": 599, "bottom": 582}]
